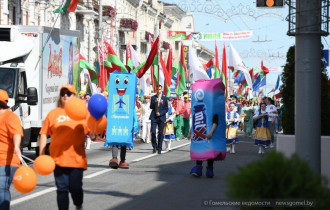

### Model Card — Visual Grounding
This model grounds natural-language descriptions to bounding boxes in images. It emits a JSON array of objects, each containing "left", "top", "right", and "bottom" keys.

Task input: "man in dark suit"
[{"left": 149, "top": 85, "right": 168, "bottom": 154}]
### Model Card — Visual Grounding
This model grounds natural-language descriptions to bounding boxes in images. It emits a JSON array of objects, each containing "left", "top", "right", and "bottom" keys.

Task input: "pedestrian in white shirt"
[
  {"left": 265, "top": 97, "right": 277, "bottom": 147},
  {"left": 141, "top": 97, "right": 152, "bottom": 143}
]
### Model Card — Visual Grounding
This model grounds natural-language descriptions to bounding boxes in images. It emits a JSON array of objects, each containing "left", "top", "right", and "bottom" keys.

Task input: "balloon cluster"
[
  {"left": 87, "top": 94, "right": 108, "bottom": 134},
  {"left": 64, "top": 93, "right": 108, "bottom": 134},
  {"left": 13, "top": 94, "right": 108, "bottom": 194},
  {"left": 13, "top": 155, "right": 55, "bottom": 194}
]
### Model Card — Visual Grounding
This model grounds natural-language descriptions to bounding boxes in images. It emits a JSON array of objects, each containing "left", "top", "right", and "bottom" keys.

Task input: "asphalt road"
[{"left": 10, "top": 133, "right": 265, "bottom": 210}]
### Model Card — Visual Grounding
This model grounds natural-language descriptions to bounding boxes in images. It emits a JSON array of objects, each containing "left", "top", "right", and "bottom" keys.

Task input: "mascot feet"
[
  {"left": 109, "top": 158, "right": 119, "bottom": 169},
  {"left": 190, "top": 165, "right": 203, "bottom": 177},
  {"left": 119, "top": 161, "right": 129, "bottom": 169},
  {"left": 206, "top": 166, "right": 214, "bottom": 178}
]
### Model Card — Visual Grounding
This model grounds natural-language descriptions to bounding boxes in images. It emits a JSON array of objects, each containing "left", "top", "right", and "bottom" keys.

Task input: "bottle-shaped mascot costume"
[
  {"left": 105, "top": 72, "right": 137, "bottom": 148},
  {"left": 190, "top": 78, "right": 226, "bottom": 161}
]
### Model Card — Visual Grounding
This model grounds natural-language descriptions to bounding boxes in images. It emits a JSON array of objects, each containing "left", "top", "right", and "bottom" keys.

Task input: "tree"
[{"left": 281, "top": 45, "right": 330, "bottom": 135}]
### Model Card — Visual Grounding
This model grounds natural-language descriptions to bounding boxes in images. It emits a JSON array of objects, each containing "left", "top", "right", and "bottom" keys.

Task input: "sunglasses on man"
[{"left": 60, "top": 90, "right": 73, "bottom": 97}]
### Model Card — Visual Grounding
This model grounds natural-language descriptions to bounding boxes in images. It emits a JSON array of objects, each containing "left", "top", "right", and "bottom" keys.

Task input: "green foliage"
[
  {"left": 226, "top": 152, "right": 330, "bottom": 209},
  {"left": 281, "top": 46, "right": 295, "bottom": 134},
  {"left": 280, "top": 46, "right": 330, "bottom": 135}
]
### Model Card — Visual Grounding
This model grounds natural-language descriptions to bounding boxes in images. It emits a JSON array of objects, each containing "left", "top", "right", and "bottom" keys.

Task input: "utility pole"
[
  {"left": 294, "top": 0, "right": 322, "bottom": 174},
  {"left": 99, "top": 0, "right": 103, "bottom": 41}
]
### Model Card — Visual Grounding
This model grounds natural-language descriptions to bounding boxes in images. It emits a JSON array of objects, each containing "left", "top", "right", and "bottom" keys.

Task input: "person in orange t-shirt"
[
  {"left": 0, "top": 89, "right": 23, "bottom": 210},
  {"left": 39, "top": 84, "right": 95, "bottom": 210}
]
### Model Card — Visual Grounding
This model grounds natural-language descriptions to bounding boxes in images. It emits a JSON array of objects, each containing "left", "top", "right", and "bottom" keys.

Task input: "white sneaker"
[
  {"left": 258, "top": 146, "right": 262, "bottom": 154},
  {"left": 270, "top": 143, "right": 274, "bottom": 148},
  {"left": 231, "top": 144, "right": 236, "bottom": 154},
  {"left": 85, "top": 138, "right": 91, "bottom": 150}
]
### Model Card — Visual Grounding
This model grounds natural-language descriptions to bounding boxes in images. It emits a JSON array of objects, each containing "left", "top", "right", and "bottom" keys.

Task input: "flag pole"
[{"left": 35, "top": 0, "right": 68, "bottom": 70}]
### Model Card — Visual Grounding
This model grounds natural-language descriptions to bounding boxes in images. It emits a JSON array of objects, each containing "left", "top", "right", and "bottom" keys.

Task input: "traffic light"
[{"left": 256, "top": 0, "right": 284, "bottom": 7}]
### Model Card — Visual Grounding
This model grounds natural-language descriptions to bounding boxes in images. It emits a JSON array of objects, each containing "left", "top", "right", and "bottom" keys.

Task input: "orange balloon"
[
  {"left": 65, "top": 98, "right": 88, "bottom": 121},
  {"left": 33, "top": 155, "right": 55, "bottom": 176},
  {"left": 96, "top": 115, "right": 107, "bottom": 133},
  {"left": 87, "top": 115, "right": 107, "bottom": 133},
  {"left": 13, "top": 165, "right": 37, "bottom": 194}
]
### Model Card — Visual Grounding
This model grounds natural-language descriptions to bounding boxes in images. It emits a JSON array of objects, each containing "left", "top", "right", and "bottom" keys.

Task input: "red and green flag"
[
  {"left": 214, "top": 41, "right": 221, "bottom": 79},
  {"left": 221, "top": 43, "right": 228, "bottom": 97},
  {"left": 80, "top": 54, "right": 98, "bottom": 84},
  {"left": 135, "top": 36, "right": 160, "bottom": 78},
  {"left": 54, "top": 0, "right": 79, "bottom": 14},
  {"left": 165, "top": 48, "right": 173, "bottom": 97},
  {"left": 168, "top": 31, "right": 187, "bottom": 40},
  {"left": 176, "top": 42, "right": 186, "bottom": 96}
]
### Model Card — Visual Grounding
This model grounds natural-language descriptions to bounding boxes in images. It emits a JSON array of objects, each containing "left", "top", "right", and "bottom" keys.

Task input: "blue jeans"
[
  {"left": 54, "top": 166, "right": 84, "bottom": 210},
  {"left": 0, "top": 165, "right": 17, "bottom": 210}
]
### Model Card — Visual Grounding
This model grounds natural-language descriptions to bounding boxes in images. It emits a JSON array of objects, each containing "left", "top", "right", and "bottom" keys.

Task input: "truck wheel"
[
  {"left": 45, "top": 143, "right": 50, "bottom": 155},
  {"left": 35, "top": 147, "right": 40, "bottom": 157}
]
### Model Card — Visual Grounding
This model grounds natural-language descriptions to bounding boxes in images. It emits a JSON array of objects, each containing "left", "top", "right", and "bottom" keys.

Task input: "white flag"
[
  {"left": 129, "top": 43, "right": 149, "bottom": 96},
  {"left": 188, "top": 47, "right": 210, "bottom": 82},
  {"left": 228, "top": 43, "right": 253, "bottom": 89}
]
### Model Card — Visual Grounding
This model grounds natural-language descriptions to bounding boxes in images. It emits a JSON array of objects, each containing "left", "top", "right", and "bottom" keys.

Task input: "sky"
[{"left": 162, "top": 0, "right": 330, "bottom": 94}]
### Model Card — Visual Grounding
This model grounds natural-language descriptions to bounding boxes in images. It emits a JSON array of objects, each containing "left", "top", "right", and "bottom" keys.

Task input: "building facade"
[{"left": 1, "top": 0, "right": 214, "bottom": 94}]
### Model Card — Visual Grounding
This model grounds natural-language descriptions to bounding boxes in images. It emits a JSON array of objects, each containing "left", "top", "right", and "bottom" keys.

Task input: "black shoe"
[
  {"left": 153, "top": 148, "right": 156, "bottom": 153},
  {"left": 158, "top": 150, "right": 161, "bottom": 154}
]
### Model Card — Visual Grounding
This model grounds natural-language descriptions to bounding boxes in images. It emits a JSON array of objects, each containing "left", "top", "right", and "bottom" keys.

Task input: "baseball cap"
[
  {"left": 0, "top": 89, "right": 9, "bottom": 104},
  {"left": 60, "top": 84, "right": 77, "bottom": 95}
]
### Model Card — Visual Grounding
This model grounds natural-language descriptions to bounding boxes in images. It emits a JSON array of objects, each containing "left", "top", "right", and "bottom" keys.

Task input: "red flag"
[
  {"left": 160, "top": 55, "right": 171, "bottom": 96},
  {"left": 67, "top": 0, "right": 79, "bottom": 12},
  {"left": 214, "top": 41, "right": 220, "bottom": 78},
  {"left": 261, "top": 60, "right": 270, "bottom": 76},
  {"left": 206, "top": 59, "right": 213, "bottom": 69},
  {"left": 179, "top": 42, "right": 188, "bottom": 78},
  {"left": 249, "top": 68, "right": 254, "bottom": 80},
  {"left": 150, "top": 66, "right": 156, "bottom": 92},
  {"left": 136, "top": 36, "right": 160, "bottom": 78},
  {"left": 222, "top": 43, "right": 228, "bottom": 97},
  {"left": 98, "top": 40, "right": 108, "bottom": 92},
  {"left": 166, "top": 48, "right": 173, "bottom": 83},
  {"left": 275, "top": 90, "right": 282, "bottom": 99},
  {"left": 233, "top": 71, "right": 240, "bottom": 78}
]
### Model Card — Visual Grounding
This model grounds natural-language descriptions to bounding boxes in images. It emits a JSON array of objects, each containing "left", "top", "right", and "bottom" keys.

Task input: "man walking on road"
[{"left": 149, "top": 85, "right": 168, "bottom": 154}]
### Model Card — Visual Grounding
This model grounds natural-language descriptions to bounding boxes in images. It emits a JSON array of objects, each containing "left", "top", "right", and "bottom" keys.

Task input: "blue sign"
[{"left": 323, "top": 49, "right": 329, "bottom": 67}]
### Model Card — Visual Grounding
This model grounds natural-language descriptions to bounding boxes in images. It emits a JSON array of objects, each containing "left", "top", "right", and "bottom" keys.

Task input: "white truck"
[{"left": 0, "top": 25, "right": 81, "bottom": 155}]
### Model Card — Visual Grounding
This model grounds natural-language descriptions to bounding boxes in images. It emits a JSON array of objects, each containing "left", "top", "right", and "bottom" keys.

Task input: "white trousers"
[{"left": 142, "top": 121, "right": 151, "bottom": 143}]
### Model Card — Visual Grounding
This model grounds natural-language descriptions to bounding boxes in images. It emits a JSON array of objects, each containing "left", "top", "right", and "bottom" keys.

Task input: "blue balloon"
[{"left": 88, "top": 94, "right": 107, "bottom": 119}]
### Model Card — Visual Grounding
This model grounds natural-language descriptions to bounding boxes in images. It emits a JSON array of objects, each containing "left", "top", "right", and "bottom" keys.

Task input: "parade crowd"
[{"left": 0, "top": 85, "right": 284, "bottom": 210}]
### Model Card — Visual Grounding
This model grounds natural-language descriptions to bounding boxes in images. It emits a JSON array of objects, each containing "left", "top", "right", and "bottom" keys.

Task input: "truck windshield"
[{"left": 0, "top": 68, "right": 16, "bottom": 98}]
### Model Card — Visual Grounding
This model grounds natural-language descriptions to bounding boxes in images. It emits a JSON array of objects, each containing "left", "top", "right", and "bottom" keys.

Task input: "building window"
[
  {"left": 13, "top": 7, "right": 16, "bottom": 25},
  {"left": 140, "top": 42, "right": 146, "bottom": 54},
  {"left": 175, "top": 41, "right": 179, "bottom": 50},
  {"left": 119, "top": 31, "right": 125, "bottom": 44}
]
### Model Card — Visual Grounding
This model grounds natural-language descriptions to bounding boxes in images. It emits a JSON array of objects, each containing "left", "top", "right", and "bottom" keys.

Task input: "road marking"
[
  {"left": 131, "top": 142, "right": 191, "bottom": 162},
  {"left": 84, "top": 169, "right": 113, "bottom": 179},
  {"left": 11, "top": 187, "right": 57, "bottom": 206},
  {"left": 11, "top": 141, "right": 191, "bottom": 206}
]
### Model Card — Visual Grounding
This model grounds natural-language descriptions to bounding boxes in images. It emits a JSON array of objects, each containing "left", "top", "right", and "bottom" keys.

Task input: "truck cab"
[
  {"left": 0, "top": 25, "right": 81, "bottom": 155},
  {"left": 0, "top": 62, "right": 38, "bottom": 150}
]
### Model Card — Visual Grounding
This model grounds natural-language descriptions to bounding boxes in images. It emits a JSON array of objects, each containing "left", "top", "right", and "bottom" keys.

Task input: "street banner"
[
  {"left": 168, "top": 30, "right": 253, "bottom": 41},
  {"left": 105, "top": 72, "right": 137, "bottom": 148},
  {"left": 190, "top": 78, "right": 226, "bottom": 161}
]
